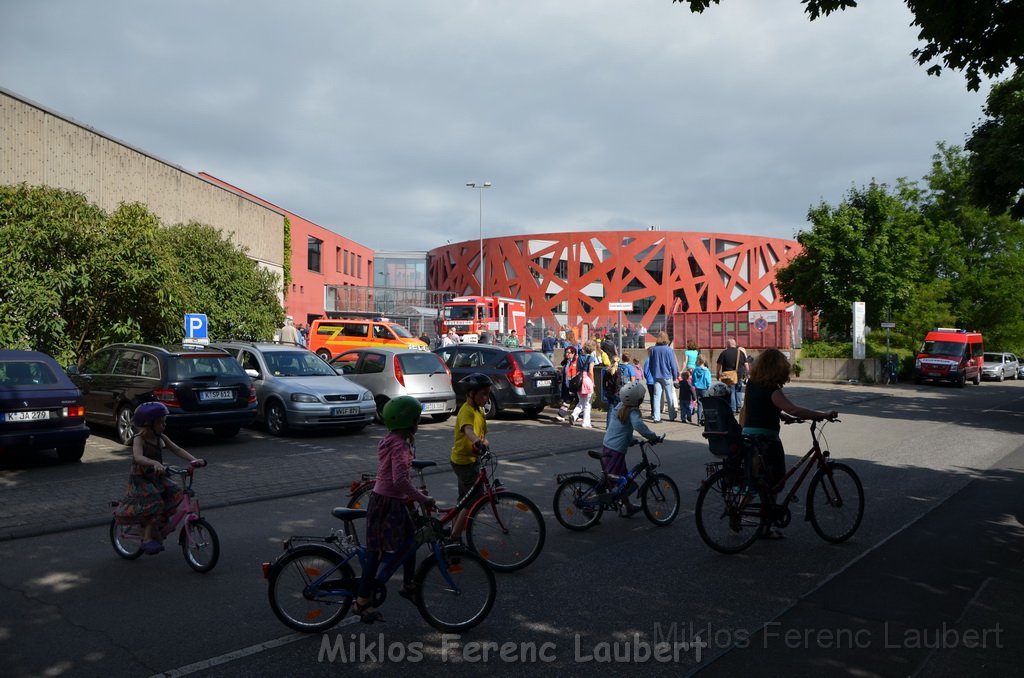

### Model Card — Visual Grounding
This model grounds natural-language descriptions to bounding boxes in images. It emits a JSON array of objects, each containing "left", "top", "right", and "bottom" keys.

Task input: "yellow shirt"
[{"left": 451, "top": 401, "right": 487, "bottom": 465}]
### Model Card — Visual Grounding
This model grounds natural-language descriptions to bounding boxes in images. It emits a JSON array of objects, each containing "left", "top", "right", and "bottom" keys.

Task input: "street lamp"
[{"left": 466, "top": 181, "right": 492, "bottom": 297}]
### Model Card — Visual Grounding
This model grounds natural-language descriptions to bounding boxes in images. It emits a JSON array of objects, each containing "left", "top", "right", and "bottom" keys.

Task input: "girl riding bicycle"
[
  {"left": 449, "top": 373, "right": 492, "bottom": 542},
  {"left": 600, "top": 381, "right": 662, "bottom": 517},
  {"left": 113, "top": 402, "right": 206, "bottom": 555},
  {"left": 354, "top": 395, "right": 435, "bottom": 624}
]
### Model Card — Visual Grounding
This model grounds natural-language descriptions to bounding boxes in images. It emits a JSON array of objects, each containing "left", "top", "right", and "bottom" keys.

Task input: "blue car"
[{"left": 0, "top": 350, "right": 90, "bottom": 462}]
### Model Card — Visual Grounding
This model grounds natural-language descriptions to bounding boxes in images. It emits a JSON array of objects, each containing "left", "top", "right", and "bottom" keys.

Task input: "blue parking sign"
[{"left": 184, "top": 314, "right": 208, "bottom": 343}]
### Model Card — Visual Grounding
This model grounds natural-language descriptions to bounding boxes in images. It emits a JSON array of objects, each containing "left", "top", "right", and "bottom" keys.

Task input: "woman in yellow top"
[{"left": 449, "top": 373, "right": 492, "bottom": 541}]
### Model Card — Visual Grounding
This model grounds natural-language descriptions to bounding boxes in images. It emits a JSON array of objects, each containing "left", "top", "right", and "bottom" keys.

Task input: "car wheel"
[
  {"left": 974, "top": 372, "right": 981, "bottom": 386},
  {"left": 315, "top": 349, "right": 332, "bottom": 361},
  {"left": 374, "top": 397, "right": 389, "bottom": 425},
  {"left": 212, "top": 424, "right": 240, "bottom": 438},
  {"left": 483, "top": 393, "right": 499, "bottom": 420},
  {"left": 265, "top": 400, "right": 289, "bottom": 436},
  {"left": 56, "top": 443, "right": 85, "bottom": 463},
  {"left": 116, "top": 404, "right": 136, "bottom": 446}
]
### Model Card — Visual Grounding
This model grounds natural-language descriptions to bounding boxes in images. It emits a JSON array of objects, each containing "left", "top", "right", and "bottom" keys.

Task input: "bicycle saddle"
[
  {"left": 331, "top": 507, "right": 368, "bottom": 522},
  {"left": 412, "top": 459, "right": 437, "bottom": 470},
  {"left": 587, "top": 450, "right": 603, "bottom": 460}
]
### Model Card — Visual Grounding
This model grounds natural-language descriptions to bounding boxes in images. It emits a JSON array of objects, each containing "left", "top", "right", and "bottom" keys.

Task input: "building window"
[
  {"left": 343, "top": 249, "right": 349, "bottom": 275},
  {"left": 308, "top": 236, "right": 322, "bottom": 273},
  {"left": 357, "top": 255, "right": 362, "bottom": 279},
  {"left": 336, "top": 247, "right": 342, "bottom": 273}
]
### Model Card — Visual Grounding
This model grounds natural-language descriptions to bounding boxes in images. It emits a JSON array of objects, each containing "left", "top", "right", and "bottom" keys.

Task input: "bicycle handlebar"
[
  {"left": 629, "top": 434, "right": 666, "bottom": 447},
  {"left": 781, "top": 415, "right": 840, "bottom": 425}
]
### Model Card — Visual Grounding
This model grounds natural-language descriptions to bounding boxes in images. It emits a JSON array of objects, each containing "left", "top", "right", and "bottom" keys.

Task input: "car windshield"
[
  {"left": 921, "top": 341, "right": 966, "bottom": 358},
  {"left": 170, "top": 355, "right": 247, "bottom": 380},
  {"left": 514, "top": 350, "right": 554, "bottom": 370},
  {"left": 398, "top": 352, "right": 448, "bottom": 375},
  {"left": 0, "top": 360, "right": 60, "bottom": 386},
  {"left": 444, "top": 305, "right": 478, "bottom": 321},
  {"left": 982, "top": 353, "right": 1004, "bottom": 363},
  {"left": 389, "top": 324, "right": 414, "bottom": 338},
  {"left": 264, "top": 351, "right": 336, "bottom": 377}
]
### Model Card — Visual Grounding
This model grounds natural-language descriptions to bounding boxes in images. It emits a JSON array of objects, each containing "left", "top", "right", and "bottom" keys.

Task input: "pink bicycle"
[{"left": 109, "top": 462, "right": 220, "bottom": 573}]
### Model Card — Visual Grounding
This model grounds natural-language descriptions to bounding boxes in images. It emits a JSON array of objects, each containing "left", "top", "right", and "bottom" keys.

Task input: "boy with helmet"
[
  {"left": 113, "top": 402, "right": 206, "bottom": 555},
  {"left": 449, "top": 373, "right": 493, "bottom": 542},
  {"left": 354, "top": 395, "right": 435, "bottom": 624},
  {"left": 600, "top": 381, "right": 664, "bottom": 517}
]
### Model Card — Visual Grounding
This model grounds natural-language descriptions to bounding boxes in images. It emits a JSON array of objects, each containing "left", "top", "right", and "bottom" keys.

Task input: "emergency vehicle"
[{"left": 441, "top": 296, "right": 527, "bottom": 343}]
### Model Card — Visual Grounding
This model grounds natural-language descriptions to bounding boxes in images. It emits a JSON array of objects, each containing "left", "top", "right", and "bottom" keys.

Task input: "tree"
[
  {"left": 966, "top": 69, "right": 1024, "bottom": 219},
  {"left": 679, "top": 0, "right": 1024, "bottom": 90}
]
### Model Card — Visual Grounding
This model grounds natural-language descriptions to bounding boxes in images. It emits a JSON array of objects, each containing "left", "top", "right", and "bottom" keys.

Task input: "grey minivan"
[{"left": 329, "top": 347, "right": 457, "bottom": 423}]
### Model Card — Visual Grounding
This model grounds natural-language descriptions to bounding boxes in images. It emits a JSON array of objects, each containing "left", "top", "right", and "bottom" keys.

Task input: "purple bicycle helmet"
[{"left": 134, "top": 401, "right": 170, "bottom": 426}]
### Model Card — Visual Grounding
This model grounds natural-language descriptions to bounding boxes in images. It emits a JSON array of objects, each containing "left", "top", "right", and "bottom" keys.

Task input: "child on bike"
[
  {"left": 449, "top": 373, "right": 492, "bottom": 542},
  {"left": 743, "top": 348, "right": 837, "bottom": 537},
  {"left": 355, "top": 395, "right": 435, "bottom": 624},
  {"left": 113, "top": 402, "right": 206, "bottom": 555},
  {"left": 600, "top": 381, "right": 663, "bottom": 517}
]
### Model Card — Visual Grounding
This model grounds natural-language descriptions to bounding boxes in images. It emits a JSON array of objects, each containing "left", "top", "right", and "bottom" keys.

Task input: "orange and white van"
[
  {"left": 913, "top": 328, "right": 984, "bottom": 387},
  {"left": 308, "top": 317, "right": 427, "bottom": 361}
]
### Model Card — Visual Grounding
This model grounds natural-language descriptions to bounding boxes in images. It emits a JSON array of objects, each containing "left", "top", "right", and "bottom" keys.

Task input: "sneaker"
[
  {"left": 555, "top": 415, "right": 566, "bottom": 422},
  {"left": 620, "top": 504, "right": 642, "bottom": 518},
  {"left": 142, "top": 540, "right": 164, "bottom": 555},
  {"left": 581, "top": 423, "right": 593, "bottom": 428}
]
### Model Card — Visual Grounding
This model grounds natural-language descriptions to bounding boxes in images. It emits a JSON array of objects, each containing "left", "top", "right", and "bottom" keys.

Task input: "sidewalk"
[{"left": 694, "top": 442, "right": 1024, "bottom": 677}]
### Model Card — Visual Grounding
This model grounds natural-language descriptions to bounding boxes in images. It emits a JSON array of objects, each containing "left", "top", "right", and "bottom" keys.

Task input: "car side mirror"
[
  {"left": 66, "top": 364, "right": 80, "bottom": 375},
  {"left": 245, "top": 368, "right": 260, "bottom": 379}
]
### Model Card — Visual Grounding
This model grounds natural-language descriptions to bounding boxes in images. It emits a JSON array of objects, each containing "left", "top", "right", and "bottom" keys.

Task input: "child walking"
[
  {"left": 113, "top": 402, "right": 206, "bottom": 555},
  {"left": 354, "top": 396, "right": 435, "bottom": 624},
  {"left": 599, "top": 381, "right": 663, "bottom": 517}
]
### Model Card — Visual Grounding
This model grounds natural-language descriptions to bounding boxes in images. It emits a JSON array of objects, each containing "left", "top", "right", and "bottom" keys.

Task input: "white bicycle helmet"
[
  {"left": 619, "top": 380, "right": 647, "bottom": 407},
  {"left": 706, "top": 381, "right": 731, "bottom": 398}
]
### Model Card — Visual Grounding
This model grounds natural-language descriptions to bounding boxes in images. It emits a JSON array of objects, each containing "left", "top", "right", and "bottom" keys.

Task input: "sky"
[{"left": 0, "top": 1, "right": 993, "bottom": 252}]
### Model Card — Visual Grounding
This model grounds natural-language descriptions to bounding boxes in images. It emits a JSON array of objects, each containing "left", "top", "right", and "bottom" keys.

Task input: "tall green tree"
[
  {"left": 966, "top": 69, "right": 1024, "bottom": 219},
  {"left": 679, "top": 0, "right": 1024, "bottom": 90}
]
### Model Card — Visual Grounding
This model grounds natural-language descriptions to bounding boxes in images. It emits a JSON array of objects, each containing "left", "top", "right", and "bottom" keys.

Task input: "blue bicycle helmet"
[{"left": 134, "top": 401, "right": 170, "bottom": 426}]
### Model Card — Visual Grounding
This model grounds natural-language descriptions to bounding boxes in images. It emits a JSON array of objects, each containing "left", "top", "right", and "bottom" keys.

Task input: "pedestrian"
[
  {"left": 353, "top": 396, "right": 435, "bottom": 623},
  {"left": 504, "top": 329, "right": 520, "bottom": 347},
  {"left": 683, "top": 339, "right": 699, "bottom": 370},
  {"left": 478, "top": 330, "right": 492, "bottom": 344},
  {"left": 648, "top": 332, "right": 679, "bottom": 422},
  {"left": 600, "top": 381, "right": 662, "bottom": 517},
  {"left": 113, "top": 402, "right": 206, "bottom": 555},
  {"left": 716, "top": 338, "right": 748, "bottom": 414},
  {"left": 571, "top": 340, "right": 598, "bottom": 428},
  {"left": 556, "top": 345, "right": 581, "bottom": 423},
  {"left": 279, "top": 315, "right": 300, "bottom": 345},
  {"left": 602, "top": 354, "right": 623, "bottom": 426},
  {"left": 541, "top": 330, "right": 557, "bottom": 361},
  {"left": 642, "top": 348, "right": 656, "bottom": 418},
  {"left": 449, "top": 374, "right": 492, "bottom": 542},
  {"left": 742, "top": 349, "right": 837, "bottom": 538},
  {"left": 297, "top": 323, "right": 309, "bottom": 348},
  {"left": 692, "top": 355, "right": 712, "bottom": 425},
  {"left": 442, "top": 328, "right": 460, "bottom": 347},
  {"left": 600, "top": 333, "right": 618, "bottom": 360},
  {"left": 678, "top": 367, "right": 697, "bottom": 423}
]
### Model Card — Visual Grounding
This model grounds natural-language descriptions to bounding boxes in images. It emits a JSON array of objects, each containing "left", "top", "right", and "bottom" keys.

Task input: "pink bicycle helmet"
[{"left": 134, "top": 401, "right": 170, "bottom": 426}]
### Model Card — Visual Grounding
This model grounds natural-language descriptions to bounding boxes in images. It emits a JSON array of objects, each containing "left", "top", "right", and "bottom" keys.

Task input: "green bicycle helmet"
[{"left": 382, "top": 395, "right": 423, "bottom": 431}]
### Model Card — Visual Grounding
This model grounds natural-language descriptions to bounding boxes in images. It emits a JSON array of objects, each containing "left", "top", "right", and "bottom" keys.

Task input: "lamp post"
[{"left": 466, "top": 181, "right": 492, "bottom": 297}]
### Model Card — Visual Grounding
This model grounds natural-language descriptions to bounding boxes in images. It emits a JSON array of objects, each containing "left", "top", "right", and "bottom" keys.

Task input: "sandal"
[
  {"left": 398, "top": 584, "right": 417, "bottom": 602},
  {"left": 353, "top": 601, "right": 385, "bottom": 624}
]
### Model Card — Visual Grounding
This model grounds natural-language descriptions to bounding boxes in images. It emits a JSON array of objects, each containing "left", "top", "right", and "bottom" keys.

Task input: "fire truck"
[{"left": 441, "top": 296, "right": 527, "bottom": 343}]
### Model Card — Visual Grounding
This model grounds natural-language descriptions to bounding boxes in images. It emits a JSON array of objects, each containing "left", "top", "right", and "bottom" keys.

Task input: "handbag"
[
  {"left": 721, "top": 370, "right": 738, "bottom": 385},
  {"left": 568, "top": 372, "right": 583, "bottom": 393}
]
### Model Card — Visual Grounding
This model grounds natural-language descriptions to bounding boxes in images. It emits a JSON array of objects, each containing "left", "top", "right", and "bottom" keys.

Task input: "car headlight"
[
  {"left": 361, "top": 390, "right": 374, "bottom": 401},
  {"left": 291, "top": 393, "right": 320, "bottom": 403}
]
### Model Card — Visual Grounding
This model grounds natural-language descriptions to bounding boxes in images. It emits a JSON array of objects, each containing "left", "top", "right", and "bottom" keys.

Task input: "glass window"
[
  {"left": 0, "top": 360, "right": 58, "bottom": 385},
  {"left": 308, "top": 236, "right": 323, "bottom": 273},
  {"left": 330, "top": 353, "right": 359, "bottom": 375},
  {"left": 362, "top": 353, "right": 386, "bottom": 374},
  {"left": 399, "top": 352, "right": 447, "bottom": 375},
  {"left": 111, "top": 351, "right": 142, "bottom": 376}
]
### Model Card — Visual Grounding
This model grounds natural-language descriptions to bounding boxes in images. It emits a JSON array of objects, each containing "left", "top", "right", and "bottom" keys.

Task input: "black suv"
[
  {"left": 67, "top": 343, "right": 257, "bottom": 445},
  {"left": 432, "top": 344, "right": 560, "bottom": 419}
]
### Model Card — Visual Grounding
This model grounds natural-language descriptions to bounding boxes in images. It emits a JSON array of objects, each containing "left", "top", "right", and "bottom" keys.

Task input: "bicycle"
[
  {"left": 694, "top": 417, "right": 864, "bottom": 554},
  {"left": 109, "top": 462, "right": 220, "bottom": 573},
  {"left": 262, "top": 506, "right": 496, "bottom": 634},
  {"left": 882, "top": 355, "right": 899, "bottom": 385},
  {"left": 551, "top": 436, "right": 680, "bottom": 530},
  {"left": 346, "top": 448, "right": 545, "bottom": 573}
]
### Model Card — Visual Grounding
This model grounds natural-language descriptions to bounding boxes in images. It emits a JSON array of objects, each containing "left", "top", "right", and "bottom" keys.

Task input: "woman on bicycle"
[
  {"left": 354, "top": 395, "right": 435, "bottom": 624},
  {"left": 601, "top": 381, "right": 662, "bottom": 517},
  {"left": 743, "top": 348, "right": 837, "bottom": 534},
  {"left": 449, "top": 373, "right": 492, "bottom": 542},
  {"left": 113, "top": 402, "right": 206, "bottom": 555}
]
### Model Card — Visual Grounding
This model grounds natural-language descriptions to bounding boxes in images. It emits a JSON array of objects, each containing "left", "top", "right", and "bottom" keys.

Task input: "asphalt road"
[{"left": 1, "top": 381, "right": 1022, "bottom": 678}]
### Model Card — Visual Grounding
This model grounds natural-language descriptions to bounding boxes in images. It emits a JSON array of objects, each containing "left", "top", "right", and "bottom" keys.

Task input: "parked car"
[
  {"left": 211, "top": 341, "right": 375, "bottom": 435},
  {"left": 329, "top": 347, "right": 456, "bottom": 424},
  {"left": 66, "top": 343, "right": 257, "bottom": 446},
  {"left": 432, "top": 344, "right": 560, "bottom": 419},
  {"left": 980, "top": 352, "right": 1020, "bottom": 381},
  {"left": 1, "top": 350, "right": 91, "bottom": 462},
  {"left": 308, "top": 317, "right": 428, "bottom": 361}
]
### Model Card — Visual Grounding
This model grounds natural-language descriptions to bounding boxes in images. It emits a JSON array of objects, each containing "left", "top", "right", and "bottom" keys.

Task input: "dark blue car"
[{"left": 0, "top": 350, "right": 90, "bottom": 462}]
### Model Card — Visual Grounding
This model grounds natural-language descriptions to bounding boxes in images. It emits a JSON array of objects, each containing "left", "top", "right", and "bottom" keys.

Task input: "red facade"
[{"left": 427, "top": 231, "right": 802, "bottom": 332}]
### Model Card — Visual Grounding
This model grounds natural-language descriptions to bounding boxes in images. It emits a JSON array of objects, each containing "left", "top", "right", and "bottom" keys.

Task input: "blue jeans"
[
  {"left": 652, "top": 378, "right": 677, "bottom": 422},
  {"left": 730, "top": 383, "right": 743, "bottom": 412}
]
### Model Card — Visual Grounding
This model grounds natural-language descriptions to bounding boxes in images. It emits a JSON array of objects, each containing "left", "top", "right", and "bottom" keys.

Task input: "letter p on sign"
[{"left": 184, "top": 313, "right": 209, "bottom": 345}]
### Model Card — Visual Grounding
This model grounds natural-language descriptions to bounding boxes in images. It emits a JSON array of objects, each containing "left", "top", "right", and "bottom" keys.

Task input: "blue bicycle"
[{"left": 263, "top": 507, "right": 496, "bottom": 633}]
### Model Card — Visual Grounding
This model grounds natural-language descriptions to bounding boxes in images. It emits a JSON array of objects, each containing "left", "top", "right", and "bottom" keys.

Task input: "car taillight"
[
  {"left": 509, "top": 360, "right": 524, "bottom": 388},
  {"left": 153, "top": 387, "right": 181, "bottom": 409},
  {"left": 63, "top": 406, "right": 85, "bottom": 417},
  {"left": 394, "top": 359, "right": 406, "bottom": 387},
  {"left": 247, "top": 383, "right": 257, "bottom": 404},
  {"left": 439, "top": 356, "right": 452, "bottom": 380}
]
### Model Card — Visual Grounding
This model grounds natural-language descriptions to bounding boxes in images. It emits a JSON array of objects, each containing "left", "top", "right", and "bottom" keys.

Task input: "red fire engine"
[{"left": 441, "top": 296, "right": 527, "bottom": 343}]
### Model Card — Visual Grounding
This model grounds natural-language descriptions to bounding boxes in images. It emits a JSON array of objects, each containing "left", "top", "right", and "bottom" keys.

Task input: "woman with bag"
[
  {"left": 556, "top": 345, "right": 581, "bottom": 423},
  {"left": 570, "top": 340, "right": 598, "bottom": 428}
]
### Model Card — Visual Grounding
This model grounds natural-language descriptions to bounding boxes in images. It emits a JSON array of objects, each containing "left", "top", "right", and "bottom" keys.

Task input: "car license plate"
[
  {"left": 422, "top": 402, "right": 444, "bottom": 412},
  {"left": 536, "top": 379, "right": 551, "bottom": 387},
  {"left": 927, "top": 372, "right": 941, "bottom": 377},
  {"left": 3, "top": 410, "right": 50, "bottom": 421},
  {"left": 332, "top": 406, "right": 359, "bottom": 416},
  {"left": 199, "top": 390, "right": 233, "bottom": 401}
]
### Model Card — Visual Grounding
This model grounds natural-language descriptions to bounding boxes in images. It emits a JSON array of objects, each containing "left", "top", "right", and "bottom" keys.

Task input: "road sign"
[
  {"left": 184, "top": 313, "right": 209, "bottom": 345},
  {"left": 881, "top": 322, "right": 896, "bottom": 329},
  {"left": 608, "top": 302, "right": 633, "bottom": 311}
]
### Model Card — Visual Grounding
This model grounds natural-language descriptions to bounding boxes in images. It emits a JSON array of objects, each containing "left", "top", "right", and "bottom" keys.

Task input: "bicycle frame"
[{"left": 555, "top": 439, "right": 658, "bottom": 505}]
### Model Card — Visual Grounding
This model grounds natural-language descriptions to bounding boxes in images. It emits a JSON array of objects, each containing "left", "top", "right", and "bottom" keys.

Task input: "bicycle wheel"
[
  {"left": 465, "top": 491, "right": 546, "bottom": 572},
  {"left": 640, "top": 473, "right": 680, "bottom": 526},
  {"left": 181, "top": 518, "right": 220, "bottom": 573},
  {"left": 344, "top": 484, "right": 374, "bottom": 545},
  {"left": 694, "top": 468, "right": 768, "bottom": 554},
  {"left": 807, "top": 462, "right": 864, "bottom": 543},
  {"left": 109, "top": 519, "right": 144, "bottom": 560},
  {"left": 415, "top": 545, "right": 496, "bottom": 633},
  {"left": 552, "top": 476, "right": 603, "bottom": 531},
  {"left": 268, "top": 545, "right": 355, "bottom": 633}
]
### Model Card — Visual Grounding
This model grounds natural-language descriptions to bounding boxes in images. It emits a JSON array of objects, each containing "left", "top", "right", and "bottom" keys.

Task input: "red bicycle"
[{"left": 346, "top": 448, "right": 545, "bottom": 572}]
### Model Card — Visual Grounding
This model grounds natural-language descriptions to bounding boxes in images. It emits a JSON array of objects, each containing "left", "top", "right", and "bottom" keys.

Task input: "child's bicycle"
[
  {"left": 262, "top": 506, "right": 496, "bottom": 633},
  {"left": 346, "top": 447, "right": 545, "bottom": 573},
  {"left": 109, "top": 461, "right": 220, "bottom": 573},
  {"left": 551, "top": 436, "right": 680, "bottom": 530},
  {"left": 694, "top": 417, "right": 864, "bottom": 554}
]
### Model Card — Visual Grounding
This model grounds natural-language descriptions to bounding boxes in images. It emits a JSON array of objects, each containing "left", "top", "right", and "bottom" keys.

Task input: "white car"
[{"left": 980, "top": 352, "right": 1019, "bottom": 381}]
